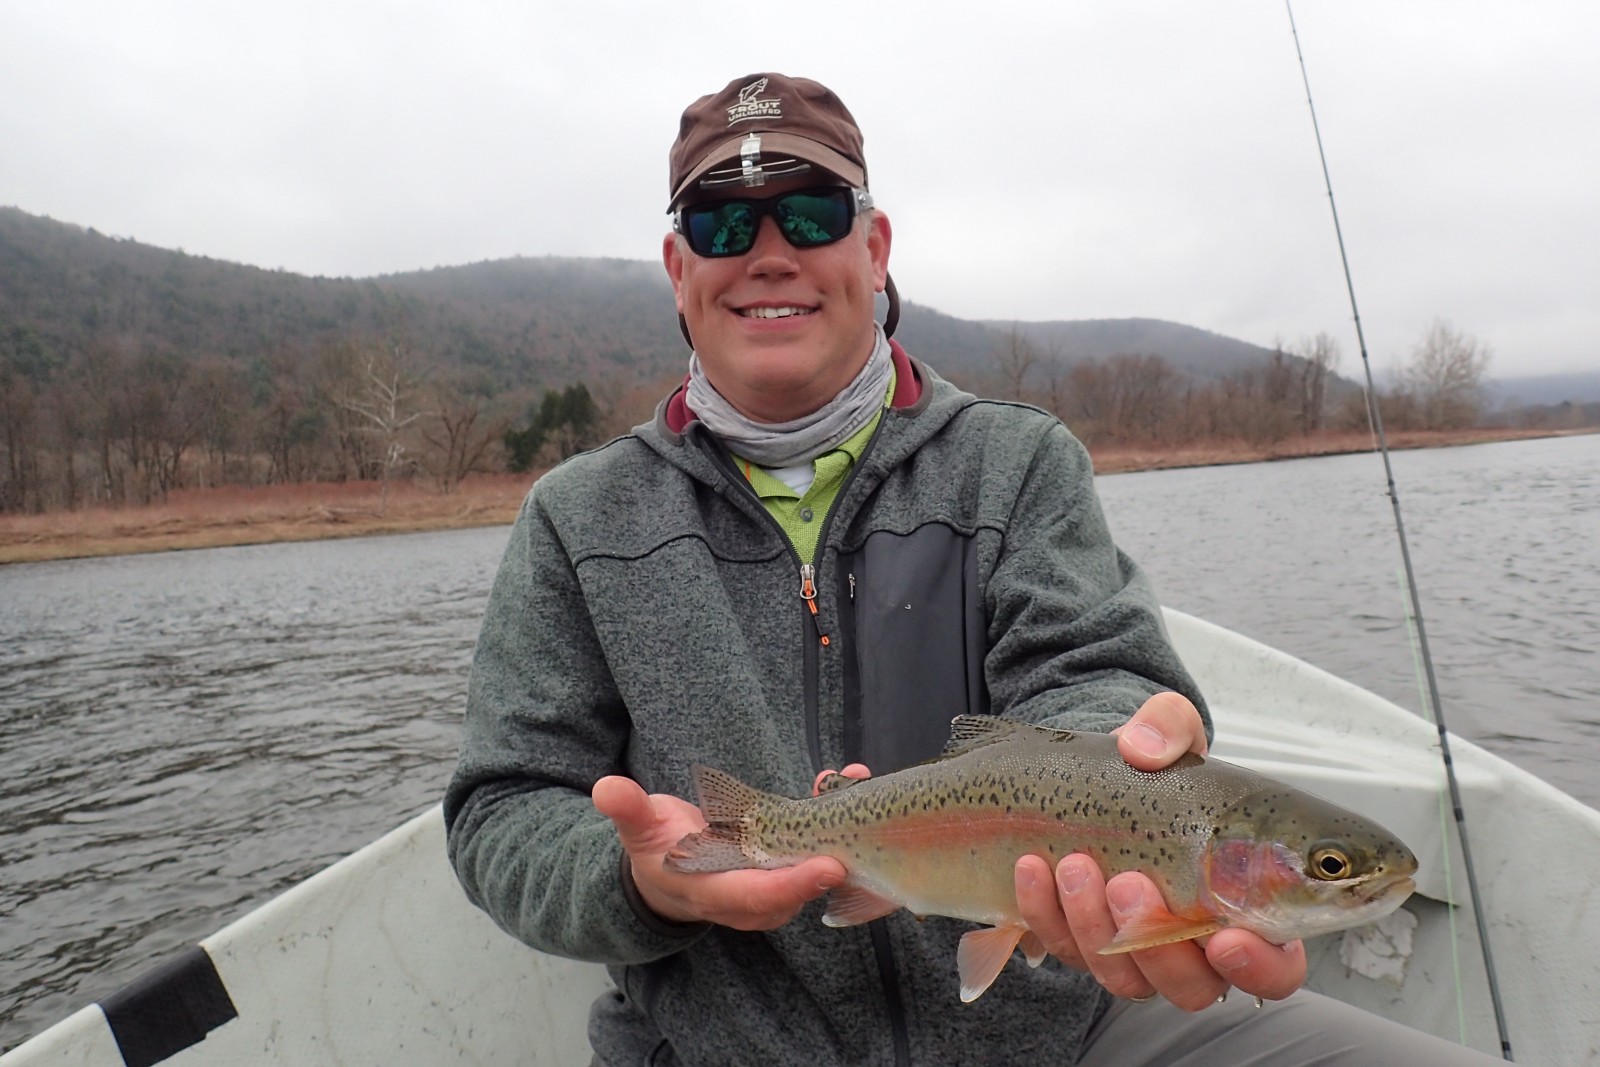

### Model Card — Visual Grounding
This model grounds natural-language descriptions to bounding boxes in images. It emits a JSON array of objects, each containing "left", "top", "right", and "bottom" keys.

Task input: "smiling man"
[
  {"left": 664, "top": 177, "right": 889, "bottom": 425},
  {"left": 444, "top": 73, "right": 1499, "bottom": 1066}
]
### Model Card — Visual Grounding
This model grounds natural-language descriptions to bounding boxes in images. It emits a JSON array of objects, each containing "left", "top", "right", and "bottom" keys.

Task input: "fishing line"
[
  {"left": 1396, "top": 567, "right": 1471, "bottom": 1048},
  {"left": 1283, "top": 3, "right": 1514, "bottom": 1059}
]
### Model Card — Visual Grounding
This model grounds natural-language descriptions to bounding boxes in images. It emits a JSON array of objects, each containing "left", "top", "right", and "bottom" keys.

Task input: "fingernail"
[
  {"left": 1215, "top": 946, "right": 1249, "bottom": 973},
  {"left": 1107, "top": 879, "right": 1143, "bottom": 916},
  {"left": 1017, "top": 864, "right": 1038, "bottom": 892},
  {"left": 1125, "top": 723, "right": 1167, "bottom": 759},
  {"left": 1058, "top": 860, "right": 1089, "bottom": 895}
]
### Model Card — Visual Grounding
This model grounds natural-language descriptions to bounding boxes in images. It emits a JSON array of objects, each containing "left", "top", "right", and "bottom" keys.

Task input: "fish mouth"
[{"left": 1355, "top": 872, "right": 1416, "bottom": 907}]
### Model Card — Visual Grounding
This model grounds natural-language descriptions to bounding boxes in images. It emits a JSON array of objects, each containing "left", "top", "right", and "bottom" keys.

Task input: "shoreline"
[{"left": 2, "top": 427, "right": 1590, "bottom": 565}]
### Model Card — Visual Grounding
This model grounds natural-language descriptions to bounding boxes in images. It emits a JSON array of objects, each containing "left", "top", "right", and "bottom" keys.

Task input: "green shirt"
[
  {"left": 734, "top": 411, "right": 881, "bottom": 566},
  {"left": 733, "top": 370, "right": 894, "bottom": 565}
]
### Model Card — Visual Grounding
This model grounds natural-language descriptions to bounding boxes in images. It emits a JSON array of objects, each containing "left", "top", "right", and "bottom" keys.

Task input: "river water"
[{"left": 1, "top": 432, "right": 1595, "bottom": 1051}]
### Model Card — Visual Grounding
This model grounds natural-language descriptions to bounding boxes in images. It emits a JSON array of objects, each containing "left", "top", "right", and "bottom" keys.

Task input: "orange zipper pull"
[{"left": 799, "top": 564, "right": 831, "bottom": 647}]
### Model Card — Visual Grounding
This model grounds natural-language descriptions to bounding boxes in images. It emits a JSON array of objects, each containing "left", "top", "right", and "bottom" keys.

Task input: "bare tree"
[
  {"left": 190, "top": 357, "right": 254, "bottom": 487},
  {"left": 0, "top": 368, "right": 40, "bottom": 512},
  {"left": 994, "top": 325, "right": 1040, "bottom": 402},
  {"left": 1402, "top": 319, "right": 1492, "bottom": 430},
  {"left": 1063, "top": 354, "right": 1181, "bottom": 445},
  {"left": 128, "top": 349, "right": 206, "bottom": 501},
  {"left": 257, "top": 347, "right": 324, "bottom": 485},
  {"left": 421, "top": 376, "right": 507, "bottom": 493},
  {"left": 1287, "top": 332, "right": 1342, "bottom": 433},
  {"left": 332, "top": 344, "right": 427, "bottom": 513}
]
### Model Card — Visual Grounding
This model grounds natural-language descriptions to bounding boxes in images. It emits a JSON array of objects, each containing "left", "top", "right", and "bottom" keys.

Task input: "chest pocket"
[{"left": 838, "top": 524, "right": 989, "bottom": 773}]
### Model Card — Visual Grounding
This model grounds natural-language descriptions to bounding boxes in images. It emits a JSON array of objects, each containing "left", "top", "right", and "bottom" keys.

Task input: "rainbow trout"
[{"left": 665, "top": 715, "right": 1417, "bottom": 1002}]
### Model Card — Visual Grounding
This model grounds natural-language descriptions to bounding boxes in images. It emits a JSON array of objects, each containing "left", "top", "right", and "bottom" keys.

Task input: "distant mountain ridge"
[
  {"left": 7, "top": 204, "right": 1577, "bottom": 406},
  {"left": 980, "top": 317, "right": 1284, "bottom": 380},
  {"left": 1, "top": 205, "right": 1320, "bottom": 394},
  {"left": 1486, "top": 373, "right": 1600, "bottom": 407}
]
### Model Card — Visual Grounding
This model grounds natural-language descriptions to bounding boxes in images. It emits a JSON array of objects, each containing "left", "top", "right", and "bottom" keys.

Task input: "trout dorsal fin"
[{"left": 941, "top": 715, "right": 1073, "bottom": 757}]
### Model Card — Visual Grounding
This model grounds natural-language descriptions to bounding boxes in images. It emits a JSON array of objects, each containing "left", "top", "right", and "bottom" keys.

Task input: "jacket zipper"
[
  {"left": 698, "top": 426, "right": 911, "bottom": 1067},
  {"left": 799, "top": 564, "right": 831, "bottom": 647}
]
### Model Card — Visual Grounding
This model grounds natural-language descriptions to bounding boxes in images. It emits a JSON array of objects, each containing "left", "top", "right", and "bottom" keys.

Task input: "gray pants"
[{"left": 1080, "top": 990, "right": 1504, "bottom": 1065}]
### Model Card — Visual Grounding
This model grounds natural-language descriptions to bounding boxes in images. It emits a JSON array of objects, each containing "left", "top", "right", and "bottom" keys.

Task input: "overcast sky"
[{"left": 2, "top": 1, "right": 1595, "bottom": 377}]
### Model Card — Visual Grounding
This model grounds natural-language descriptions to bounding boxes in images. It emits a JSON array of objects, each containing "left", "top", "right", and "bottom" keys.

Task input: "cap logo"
[{"left": 726, "top": 77, "right": 782, "bottom": 126}]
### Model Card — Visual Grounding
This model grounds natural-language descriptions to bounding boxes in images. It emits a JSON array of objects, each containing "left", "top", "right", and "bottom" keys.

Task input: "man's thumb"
[{"left": 592, "top": 775, "right": 656, "bottom": 844}]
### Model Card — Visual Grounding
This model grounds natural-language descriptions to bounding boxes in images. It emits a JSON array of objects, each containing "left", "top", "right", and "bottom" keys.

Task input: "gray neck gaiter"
[{"left": 686, "top": 325, "right": 891, "bottom": 468}]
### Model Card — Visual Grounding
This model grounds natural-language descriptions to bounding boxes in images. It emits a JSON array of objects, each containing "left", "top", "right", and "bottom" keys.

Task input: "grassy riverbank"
[{"left": 1, "top": 427, "right": 1588, "bottom": 565}]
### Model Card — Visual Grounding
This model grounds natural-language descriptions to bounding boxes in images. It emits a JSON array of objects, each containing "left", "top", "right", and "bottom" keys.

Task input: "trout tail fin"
[
  {"left": 662, "top": 766, "right": 783, "bottom": 872},
  {"left": 691, "top": 765, "right": 774, "bottom": 822}
]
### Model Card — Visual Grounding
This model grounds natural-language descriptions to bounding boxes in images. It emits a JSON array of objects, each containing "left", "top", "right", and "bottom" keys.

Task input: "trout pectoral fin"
[
  {"left": 1019, "top": 929, "right": 1047, "bottom": 968},
  {"left": 1098, "top": 910, "right": 1223, "bottom": 954},
  {"left": 957, "top": 925, "right": 1025, "bottom": 1003},
  {"left": 821, "top": 885, "right": 901, "bottom": 928}
]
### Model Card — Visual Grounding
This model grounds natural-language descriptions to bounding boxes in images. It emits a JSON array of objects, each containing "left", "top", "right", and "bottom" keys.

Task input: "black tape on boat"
[{"left": 99, "top": 944, "right": 238, "bottom": 1067}]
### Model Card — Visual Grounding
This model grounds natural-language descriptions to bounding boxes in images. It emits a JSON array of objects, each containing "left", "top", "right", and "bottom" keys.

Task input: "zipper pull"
[
  {"left": 799, "top": 564, "right": 831, "bottom": 647},
  {"left": 848, "top": 573, "right": 856, "bottom": 600}
]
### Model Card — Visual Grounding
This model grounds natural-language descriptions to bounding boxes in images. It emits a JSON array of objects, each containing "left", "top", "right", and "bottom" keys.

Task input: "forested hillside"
[
  {"left": 1, "top": 206, "right": 1291, "bottom": 392},
  {"left": 6, "top": 205, "right": 1574, "bottom": 515},
  {"left": 0, "top": 206, "right": 687, "bottom": 389}
]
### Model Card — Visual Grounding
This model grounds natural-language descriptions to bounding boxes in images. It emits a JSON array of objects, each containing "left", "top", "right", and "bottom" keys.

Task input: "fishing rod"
[{"left": 1282, "top": 3, "right": 1514, "bottom": 1060}]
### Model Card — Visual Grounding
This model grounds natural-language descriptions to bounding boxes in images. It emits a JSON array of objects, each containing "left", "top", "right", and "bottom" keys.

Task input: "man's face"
[{"left": 663, "top": 172, "right": 892, "bottom": 424}]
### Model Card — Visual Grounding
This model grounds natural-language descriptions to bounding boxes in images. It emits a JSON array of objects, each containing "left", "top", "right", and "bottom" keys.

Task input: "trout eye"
[{"left": 1309, "top": 845, "right": 1353, "bottom": 880}]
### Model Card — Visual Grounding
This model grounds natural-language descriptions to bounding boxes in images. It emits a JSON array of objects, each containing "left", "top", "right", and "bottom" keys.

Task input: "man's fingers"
[
  {"left": 1103, "top": 875, "right": 1226, "bottom": 1011},
  {"left": 812, "top": 764, "right": 874, "bottom": 796},
  {"left": 777, "top": 857, "right": 849, "bottom": 905},
  {"left": 678, "top": 857, "right": 847, "bottom": 932},
  {"left": 1056, "top": 856, "right": 1155, "bottom": 1000},
  {"left": 1015, "top": 855, "right": 1084, "bottom": 968},
  {"left": 1204, "top": 930, "right": 1307, "bottom": 1002},
  {"left": 1114, "top": 691, "right": 1208, "bottom": 770},
  {"left": 593, "top": 776, "right": 846, "bottom": 931}
]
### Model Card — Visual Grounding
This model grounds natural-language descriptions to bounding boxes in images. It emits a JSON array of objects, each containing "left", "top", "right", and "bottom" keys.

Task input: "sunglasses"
[{"left": 673, "top": 186, "right": 873, "bottom": 258}]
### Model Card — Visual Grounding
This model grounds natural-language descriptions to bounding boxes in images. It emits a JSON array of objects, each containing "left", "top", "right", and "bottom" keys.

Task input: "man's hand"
[
  {"left": 1013, "top": 691, "right": 1308, "bottom": 1010},
  {"left": 592, "top": 775, "right": 847, "bottom": 931}
]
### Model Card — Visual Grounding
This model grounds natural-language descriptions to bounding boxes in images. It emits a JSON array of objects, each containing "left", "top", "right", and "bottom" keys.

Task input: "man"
[{"left": 446, "top": 73, "right": 1497, "bottom": 1065}]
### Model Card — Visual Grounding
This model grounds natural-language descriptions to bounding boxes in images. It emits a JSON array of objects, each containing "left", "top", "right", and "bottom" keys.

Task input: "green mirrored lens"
[
  {"left": 682, "top": 189, "right": 855, "bottom": 257},
  {"left": 687, "top": 203, "right": 756, "bottom": 256},
  {"left": 777, "top": 193, "right": 851, "bottom": 246}
]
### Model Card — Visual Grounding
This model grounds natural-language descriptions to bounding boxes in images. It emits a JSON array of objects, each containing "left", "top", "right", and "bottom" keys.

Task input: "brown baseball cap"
[{"left": 668, "top": 73, "right": 867, "bottom": 209}]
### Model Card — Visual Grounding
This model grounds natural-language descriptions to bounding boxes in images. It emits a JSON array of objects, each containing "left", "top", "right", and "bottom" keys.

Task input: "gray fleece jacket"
[{"left": 444, "top": 348, "right": 1207, "bottom": 1066}]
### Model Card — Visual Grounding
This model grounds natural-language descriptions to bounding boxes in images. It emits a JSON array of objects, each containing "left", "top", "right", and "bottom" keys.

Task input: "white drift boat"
[{"left": 6, "top": 609, "right": 1597, "bottom": 1066}]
